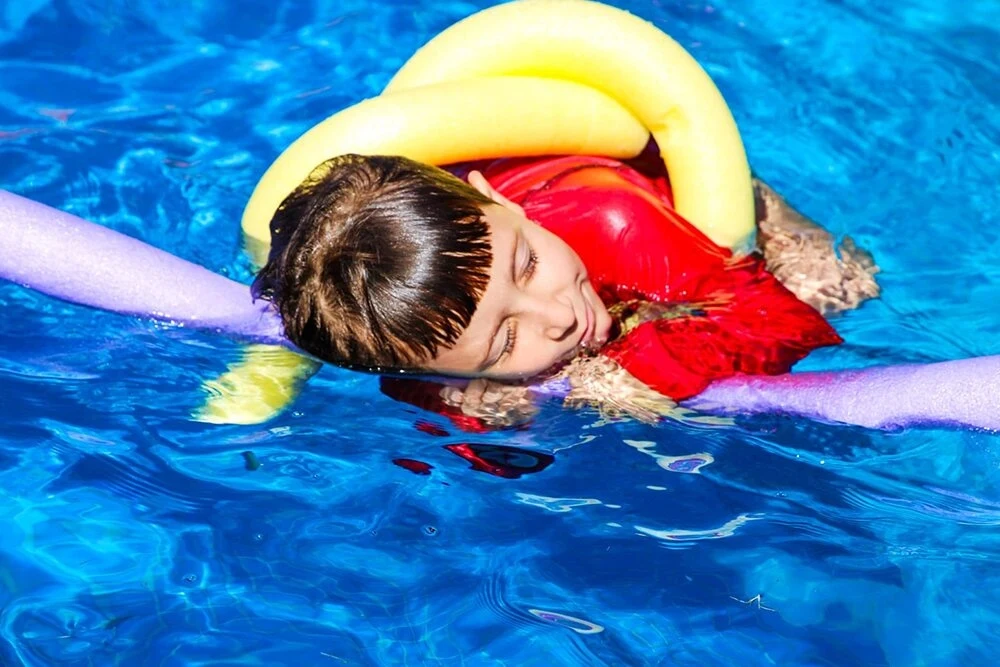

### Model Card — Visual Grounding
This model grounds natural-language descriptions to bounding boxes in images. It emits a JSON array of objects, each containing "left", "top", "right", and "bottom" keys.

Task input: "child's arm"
[
  {"left": 752, "top": 179, "right": 880, "bottom": 315},
  {"left": 439, "top": 378, "right": 539, "bottom": 428},
  {"left": 436, "top": 355, "right": 683, "bottom": 428},
  {"left": 556, "top": 354, "right": 680, "bottom": 423}
]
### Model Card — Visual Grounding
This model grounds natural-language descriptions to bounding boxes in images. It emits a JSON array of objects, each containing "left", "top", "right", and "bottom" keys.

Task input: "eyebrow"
[{"left": 475, "top": 230, "right": 522, "bottom": 373}]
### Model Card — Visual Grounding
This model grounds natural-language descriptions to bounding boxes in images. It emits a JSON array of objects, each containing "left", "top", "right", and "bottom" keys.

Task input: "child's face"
[{"left": 427, "top": 172, "right": 613, "bottom": 380}]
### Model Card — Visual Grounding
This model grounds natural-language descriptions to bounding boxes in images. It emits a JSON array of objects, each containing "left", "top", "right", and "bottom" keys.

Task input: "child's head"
[{"left": 252, "top": 154, "right": 612, "bottom": 379}]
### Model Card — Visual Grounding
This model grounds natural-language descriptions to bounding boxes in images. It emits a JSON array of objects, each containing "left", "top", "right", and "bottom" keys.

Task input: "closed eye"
[
  {"left": 523, "top": 247, "right": 538, "bottom": 282},
  {"left": 491, "top": 236, "right": 538, "bottom": 370},
  {"left": 501, "top": 319, "right": 518, "bottom": 359}
]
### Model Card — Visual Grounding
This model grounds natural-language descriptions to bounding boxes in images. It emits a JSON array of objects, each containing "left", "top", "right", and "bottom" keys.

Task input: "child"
[{"left": 253, "top": 152, "right": 880, "bottom": 427}]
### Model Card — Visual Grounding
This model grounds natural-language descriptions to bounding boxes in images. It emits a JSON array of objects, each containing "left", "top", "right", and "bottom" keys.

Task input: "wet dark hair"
[{"left": 251, "top": 154, "right": 494, "bottom": 372}]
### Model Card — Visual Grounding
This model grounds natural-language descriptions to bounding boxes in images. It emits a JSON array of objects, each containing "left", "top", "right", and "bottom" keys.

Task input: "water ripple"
[{"left": 2, "top": 0, "right": 1000, "bottom": 664}]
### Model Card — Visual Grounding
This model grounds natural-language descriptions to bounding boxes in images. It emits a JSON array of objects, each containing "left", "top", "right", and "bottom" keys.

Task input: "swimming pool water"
[{"left": 2, "top": 0, "right": 999, "bottom": 664}]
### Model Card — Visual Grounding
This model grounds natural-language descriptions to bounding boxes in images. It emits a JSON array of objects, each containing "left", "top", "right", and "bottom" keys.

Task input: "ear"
[{"left": 468, "top": 170, "right": 526, "bottom": 217}]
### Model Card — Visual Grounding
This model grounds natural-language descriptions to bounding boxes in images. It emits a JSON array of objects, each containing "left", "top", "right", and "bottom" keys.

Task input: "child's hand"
[
  {"left": 558, "top": 355, "right": 679, "bottom": 424},
  {"left": 558, "top": 355, "right": 735, "bottom": 427},
  {"left": 754, "top": 179, "right": 880, "bottom": 315},
  {"left": 440, "top": 378, "right": 539, "bottom": 428}
]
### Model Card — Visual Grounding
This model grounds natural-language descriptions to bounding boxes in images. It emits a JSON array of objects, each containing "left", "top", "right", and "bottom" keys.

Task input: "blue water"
[{"left": 2, "top": 0, "right": 999, "bottom": 664}]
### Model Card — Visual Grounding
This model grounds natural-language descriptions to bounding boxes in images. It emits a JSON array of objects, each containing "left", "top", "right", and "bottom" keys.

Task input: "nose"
[{"left": 523, "top": 292, "right": 577, "bottom": 341}]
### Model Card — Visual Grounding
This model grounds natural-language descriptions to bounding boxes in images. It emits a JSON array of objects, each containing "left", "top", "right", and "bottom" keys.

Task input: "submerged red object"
[
  {"left": 392, "top": 458, "right": 433, "bottom": 475},
  {"left": 445, "top": 443, "right": 554, "bottom": 479},
  {"left": 381, "top": 377, "right": 492, "bottom": 433}
]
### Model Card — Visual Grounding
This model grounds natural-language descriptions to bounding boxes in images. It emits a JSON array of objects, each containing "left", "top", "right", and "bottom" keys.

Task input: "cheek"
[{"left": 536, "top": 229, "right": 585, "bottom": 285}]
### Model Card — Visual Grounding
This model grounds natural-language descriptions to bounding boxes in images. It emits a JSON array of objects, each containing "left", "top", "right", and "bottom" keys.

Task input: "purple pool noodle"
[
  {"left": 3, "top": 189, "right": 998, "bottom": 432},
  {"left": 0, "top": 189, "right": 287, "bottom": 345},
  {"left": 683, "top": 356, "right": 1000, "bottom": 431}
]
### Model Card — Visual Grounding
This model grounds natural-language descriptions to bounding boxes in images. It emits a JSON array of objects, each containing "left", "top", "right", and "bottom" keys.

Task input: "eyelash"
[
  {"left": 499, "top": 247, "right": 538, "bottom": 362},
  {"left": 502, "top": 320, "right": 518, "bottom": 358},
  {"left": 525, "top": 248, "right": 539, "bottom": 281}
]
